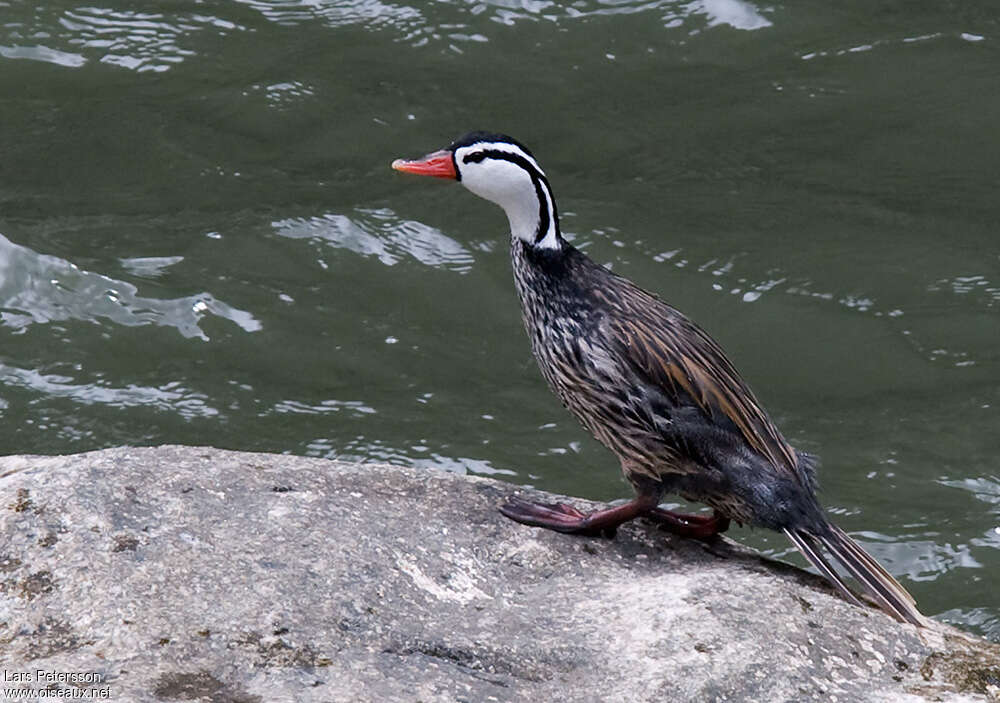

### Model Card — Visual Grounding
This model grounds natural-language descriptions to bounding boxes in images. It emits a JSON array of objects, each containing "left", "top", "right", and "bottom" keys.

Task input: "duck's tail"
[{"left": 783, "top": 523, "right": 929, "bottom": 628}]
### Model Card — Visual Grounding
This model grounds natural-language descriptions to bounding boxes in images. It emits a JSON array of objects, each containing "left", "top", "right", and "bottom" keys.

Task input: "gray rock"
[{"left": 0, "top": 445, "right": 997, "bottom": 702}]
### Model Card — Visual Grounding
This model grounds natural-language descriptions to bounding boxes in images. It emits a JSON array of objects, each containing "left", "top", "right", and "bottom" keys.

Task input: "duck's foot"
[
  {"left": 499, "top": 494, "right": 659, "bottom": 538},
  {"left": 645, "top": 508, "right": 730, "bottom": 540}
]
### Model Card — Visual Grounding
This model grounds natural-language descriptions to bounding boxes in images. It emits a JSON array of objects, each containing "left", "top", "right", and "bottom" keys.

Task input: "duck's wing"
[{"left": 608, "top": 294, "right": 803, "bottom": 482}]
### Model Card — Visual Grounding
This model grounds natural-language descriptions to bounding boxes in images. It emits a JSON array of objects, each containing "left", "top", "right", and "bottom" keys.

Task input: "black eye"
[{"left": 463, "top": 151, "right": 487, "bottom": 165}]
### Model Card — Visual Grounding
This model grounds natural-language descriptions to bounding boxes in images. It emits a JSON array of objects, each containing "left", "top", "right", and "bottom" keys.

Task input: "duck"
[{"left": 392, "top": 131, "right": 927, "bottom": 627}]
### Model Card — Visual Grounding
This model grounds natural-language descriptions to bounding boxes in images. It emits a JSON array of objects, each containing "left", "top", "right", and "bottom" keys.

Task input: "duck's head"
[{"left": 392, "top": 131, "right": 562, "bottom": 250}]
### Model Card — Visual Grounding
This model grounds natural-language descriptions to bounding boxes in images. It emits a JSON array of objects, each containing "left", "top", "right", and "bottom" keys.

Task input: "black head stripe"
[
  {"left": 462, "top": 148, "right": 558, "bottom": 243},
  {"left": 449, "top": 131, "right": 535, "bottom": 158}
]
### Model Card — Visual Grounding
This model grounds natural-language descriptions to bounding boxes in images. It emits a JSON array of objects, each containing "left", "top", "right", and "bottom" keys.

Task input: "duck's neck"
[
  {"left": 509, "top": 228, "right": 576, "bottom": 322},
  {"left": 498, "top": 167, "right": 562, "bottom": 250}
]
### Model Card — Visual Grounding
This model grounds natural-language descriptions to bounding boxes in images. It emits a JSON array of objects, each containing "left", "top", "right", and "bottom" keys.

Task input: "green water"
[{"left": 1, "top": 0, "right": 998, "bottom": 638}]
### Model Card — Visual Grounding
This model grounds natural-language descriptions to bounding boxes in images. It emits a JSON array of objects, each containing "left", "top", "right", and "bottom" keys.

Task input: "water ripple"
[
  {"left": 242, "top": 81, "right": 317, "bottom": 111},
  {"left": 303, "top": 435, "right": 516, "bottom": 476},
  {"left": 939, "top": 477, "right": 1000, "bottom": 508},
  {"left": 234, "top": 0, "right": 422, "bottom": 29},
  {"left": 459, "top": 0, "right": 772, "bottom": 30},
  {"left": 891, "top": 538, "right": 985, "bottom": 582},
  {"left": 273, "top": 208, "right": 475, "bottom": 272},
  {"left": 2, "top": 0, "right": 772, "bottom": 71},
  {"left": 60, "top": 7, "right": 244, "bottom": 72},
  {"left": 0, "top": 233, "right": 261, "bottom": 340},
  {"left": 0, "top": 366, "right": 219, "bottom": 420},
  {"left": 0, "top": 43, "right": 85, "bottom": 68},
  {"left": 118, "top": 255, "right": 185, "bottom": 279},
  {"left": 938, "top": 607, "right": 1000, "bottom": 642},
  {"left": 801, "top": 30, "right": 986, "bottom": 62},
  {"left": 929, "top": 273, "right": 1000, "bottom": 309},
  {"left": 1, "top": 6, "right": 245, "bottom": 72},
  {"left": 267, "top": 399, "right": 377, "bottom": 416},
  {"left": 233, "top": 0, "right": 771, "bottom": 40}
]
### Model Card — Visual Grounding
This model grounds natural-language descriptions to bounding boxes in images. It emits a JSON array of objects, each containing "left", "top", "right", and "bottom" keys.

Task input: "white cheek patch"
[{"left": 455, "top": 141, "right": 562, "bottom": 250}]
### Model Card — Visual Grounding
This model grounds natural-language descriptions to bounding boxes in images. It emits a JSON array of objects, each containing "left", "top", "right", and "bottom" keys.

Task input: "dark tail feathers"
[{"left": 784, "top": 524, "right": 928, "bottom": 628}]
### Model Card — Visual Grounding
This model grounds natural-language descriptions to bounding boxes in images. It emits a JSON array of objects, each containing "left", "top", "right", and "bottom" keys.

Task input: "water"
[{"left": 1, "top": 0, "right": 998, "bottom": 638}]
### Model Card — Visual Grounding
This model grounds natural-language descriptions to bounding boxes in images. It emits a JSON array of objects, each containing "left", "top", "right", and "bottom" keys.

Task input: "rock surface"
[{"left": 0, "top": 445, "right": 998, "bottom": 702}]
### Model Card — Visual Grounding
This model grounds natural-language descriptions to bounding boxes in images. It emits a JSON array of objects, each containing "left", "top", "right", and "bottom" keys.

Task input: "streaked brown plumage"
[
  {"left": 513, "top": 242, "right": 802, "bottom": 501},
  {"left": 392, "top": 131, "right": 928, "bottom": 627}
]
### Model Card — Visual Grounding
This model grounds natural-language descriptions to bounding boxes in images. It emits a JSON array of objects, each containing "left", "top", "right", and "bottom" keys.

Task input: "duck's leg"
[
  {"left": 645, "top": 508, "right": 730, "bottom": 539},
  {"left": 499, "top": 493, "right": 660, "bottom": 537}
]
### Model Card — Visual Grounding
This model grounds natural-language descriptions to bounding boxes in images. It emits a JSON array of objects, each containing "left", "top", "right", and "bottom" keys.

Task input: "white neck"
[{"left": 498, "top": 178, "right": 560, "bottom": 250}]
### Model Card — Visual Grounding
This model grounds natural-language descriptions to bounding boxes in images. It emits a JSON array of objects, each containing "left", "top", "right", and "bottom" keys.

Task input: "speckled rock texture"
[{"left": 0, "top": 446, "right": 997, "bottom": 702}]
